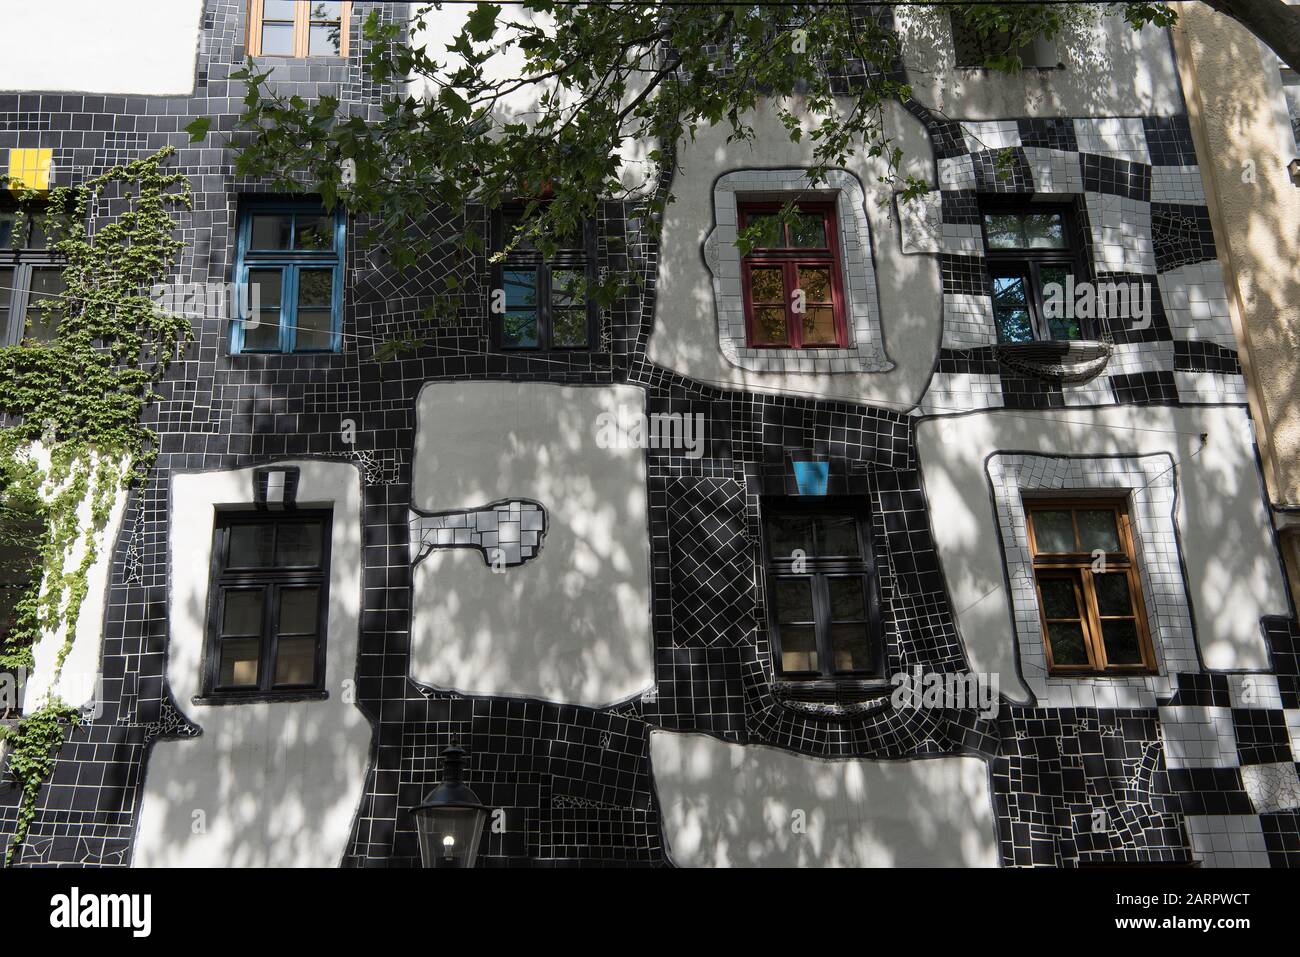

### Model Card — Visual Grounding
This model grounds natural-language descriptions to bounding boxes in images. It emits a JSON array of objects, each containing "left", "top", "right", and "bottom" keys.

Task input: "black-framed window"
[
  {"left": 0, "top": 202, "right": 64, "bottom": 346},
  {"left": 982, "top": 202, "right": 1087, "bottom": 343},
  {"left": 761, "top": 500, "right": 882, "bottom": 680},
  {"left": 490, "top": 206, "right": 598, "bottom": 351},
  {"left": 203, "top": 511, "right": 331, "bottom": 699}
]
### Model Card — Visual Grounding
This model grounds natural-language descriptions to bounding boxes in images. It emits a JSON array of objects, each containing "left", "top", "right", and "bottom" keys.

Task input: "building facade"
[{"left": 0, "top": 0, "right": 1298, "bottom": 867}]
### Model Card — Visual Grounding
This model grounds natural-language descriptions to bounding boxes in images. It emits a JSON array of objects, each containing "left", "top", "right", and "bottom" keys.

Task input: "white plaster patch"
[
  {"left": 0, "top": 0, "right": 202, "bottom": 95},
  {"left": 409, "top": 381, "right": 653, "bottom": 707},
  {"left": 1073, "top": 118, "right": 1152, "bottom": 164},
  {"left": 1241, "top": 762, "right": 1300, "bottom": 814},
  {"left": 135, "top": 460, "right": 371, "bottom": 867},
  {"left": 650, "top": 730, "right": 999, "bottom": 867}
]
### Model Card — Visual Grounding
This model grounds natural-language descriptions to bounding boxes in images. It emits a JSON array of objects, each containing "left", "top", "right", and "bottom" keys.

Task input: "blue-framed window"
[{"left": 232, "top": 199, "right": 345, "bottom": 354}]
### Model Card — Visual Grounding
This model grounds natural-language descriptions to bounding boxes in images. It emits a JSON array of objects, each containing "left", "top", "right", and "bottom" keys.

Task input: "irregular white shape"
[
  {"left": 409, "top": 381, "right": 653, "bottom": 707},
  {"left": 135, "top": 460, "right": 370, "bottom": 867},
  {"left": 0, "top": 0, "right": 201, "bottom": 95},
  {"left": 650, "top": 730, "right": 999, "bottom": 868},
  {"left": 1240, "top": 762, "right": 1300, "bottom": 814}
]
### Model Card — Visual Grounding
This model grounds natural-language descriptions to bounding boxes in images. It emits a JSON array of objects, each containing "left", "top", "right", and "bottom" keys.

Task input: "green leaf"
[
  {"left": 183, "top": 117, "right": 211, "bottom": 143},
  {"left": 466, "top": 2, "right": 500, "bottom": 43}
]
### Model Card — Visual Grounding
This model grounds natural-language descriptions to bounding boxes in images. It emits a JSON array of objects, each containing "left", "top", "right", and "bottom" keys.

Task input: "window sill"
[
  {"left": 192, "top": 690, "right": 328, "bottom": 706},
  {"left": 772, "top": 677, "right": 892, "bottom": 718},
  {"left": 997, "top": 339, "right": 1112, "bottom": 384}
]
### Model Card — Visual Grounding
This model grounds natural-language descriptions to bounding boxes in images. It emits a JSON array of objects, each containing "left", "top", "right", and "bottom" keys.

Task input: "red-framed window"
[{"left": 739, "top": 202, "right": 848, "bottom": 349}]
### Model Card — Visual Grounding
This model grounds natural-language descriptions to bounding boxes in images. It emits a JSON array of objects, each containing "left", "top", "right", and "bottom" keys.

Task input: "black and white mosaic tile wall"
[{"left": 1, "top": 1, "right": 1297, "bottom": 867}]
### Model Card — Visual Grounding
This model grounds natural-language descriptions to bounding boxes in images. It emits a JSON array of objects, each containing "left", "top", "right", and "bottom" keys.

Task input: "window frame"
[
  {"left": 760, "top": 498, "right": 884, "bottom": 681},
  {"left": 232, "top": 199, "right": 346, "bottom": 355},
  {"left": 1025, "top": 496, "right": 1157, "bottom": 676},
  {"left": 738, "top": 201, "right": 849, "bottom": 350},
  {"left": 981, "top": 200, "right": 1089, "bottom": 343},
  {"left": 201, "top": 509, "right": 333, "bottom": 701},
  {"left": 489, "top": 204, "right": 599, "bottom": 353},
  {"left": 0, "top": 202, "right": 64, "bottom": 346},
  {"left": 247, "top": 0, "right": 351, "bottom": 58}
]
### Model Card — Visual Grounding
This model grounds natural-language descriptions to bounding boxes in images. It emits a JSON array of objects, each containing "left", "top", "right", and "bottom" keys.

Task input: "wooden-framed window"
[
  {"left": 739, "top": 201, "right": 848, "bottom": 349},
  {"left": 1025, "top": 497, "right": 1156, "bottom": 675},
  {"left": 203, "top": 510, "right": 332, "bottom": 700},
  {"left": 761, "top": 499, "right": 882, "bottom": 679},
  {"left": 490, "top": 205, "right": 598, "bottom": 351},
  {"left": 232, "top": 198, "right": 345, "bottom": 354},
  {"left": 248, "top": 1, "right": 351, "bottom": 58},
  {"left": 0, "top": 202, "right": 63, "bottom": 345},
  {"left": 982, "top": 201, "right": 1088, "bottom": 343}
]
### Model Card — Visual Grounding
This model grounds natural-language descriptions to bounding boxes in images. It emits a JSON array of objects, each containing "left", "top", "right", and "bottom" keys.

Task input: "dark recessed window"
[
  {"left": 762, "top": 500, "right": 882, "bottom": 679},
  {"left": 248, "top": 0, "right": 350, "bottom": 58},
  {"left": 204, "top": 511, "right": 331, "bottom": 699},
  {"left": 1026, "top": 498, "right": 1156, "bottom": 675},
  {"left": 233, "top": 199, "right": 345, "bottom": 354},
  {"left": 982, "top": 203, "right": 1086, "bottom": 343},
  {"left": 0, "top": 203, "right": 63, "bottom": 345},
  {"left": 490, "top": 206, "right": 597, "bottom": 351},
  {"left": 739, "top": 202, "right": 848, "bottom": 349},
  {"left": 951, "top": 12, "right": 1059, "bottom": 69}
]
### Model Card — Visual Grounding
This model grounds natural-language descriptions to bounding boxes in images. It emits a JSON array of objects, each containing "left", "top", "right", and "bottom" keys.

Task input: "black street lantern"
[{"left": 412, "top": 746, "right": 489, "bottom": 868}]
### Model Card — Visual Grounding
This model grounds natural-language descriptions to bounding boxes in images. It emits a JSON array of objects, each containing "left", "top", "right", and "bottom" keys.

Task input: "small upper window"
[
  {"left": 1026, "top": 498, "right": 1156, "bottom": 675},
  {"left": 951, "top": 12, "right": 1059, "bottom": 69},
  {"left": 739, "top": 202, "right": 847, "bottom": 349},
  {"left": 0, "top": 202, "right": 63, "bottom": 346},
  {"left": 248, "top": 0, "right": 351, "bottom": 58},
  {"left": 233, "top": 199, "right": 344, "bottom": 354},
  {"left": 982, "top": 203, "right": 1085, "bottom": 343},
  {"left": 762, "top": 501, "right": 881, "bottom": 680},
  {"left": 204, "top": 511, "right": 331, "bottom": 700},
  {"left": 491, "top": 206, "right": 597, "bottom": 351}
]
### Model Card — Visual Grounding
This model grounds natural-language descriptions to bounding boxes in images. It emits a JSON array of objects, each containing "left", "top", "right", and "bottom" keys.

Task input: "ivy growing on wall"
[{"left": 0, "top": 148, "right": 191, "bottom": 865}]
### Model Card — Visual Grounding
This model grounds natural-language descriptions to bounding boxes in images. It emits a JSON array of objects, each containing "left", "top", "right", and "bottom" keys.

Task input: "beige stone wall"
[{"left": 1173, "top": 3, "right": 1300, "bottom": 606}]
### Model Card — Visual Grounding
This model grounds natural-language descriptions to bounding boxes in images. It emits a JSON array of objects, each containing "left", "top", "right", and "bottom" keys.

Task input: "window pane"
[
  {"left": 0, "top": 266, "right": 12, "bottom": 327},
  {"left": 1038, "top": 577, "right": 1080, "bottom": 619},
  {"left": 1046, "top": 621, "right": 1089, "bottom": 666},
  {"left": 992, "top": 274, "right": 1034, "bottom": 343},
  {"left": 310, "top": 1, "right": 344, "bottom": 18},
  {"left": 25, "top": 268, "right": 65, "bottom": 341},
  {"left": 0, "top": 211, "right": 14, "bottom": 247},
  {"left": 501, "top": 312, "right": 538, "bottom": 348},
  {"left": 219, "top": 638, "right": 261, "bottom": 687},
  {"left": 830, "top": 623, "right": 872, "bottom": 672},
  {"left": 1039, "top": 265, "right": 1080, "bottom": 340},
  {"left": 221, "top": 589, "right": 264, "bottom": 637},
  {"left": 295, "top": 270, "right": 334, "bottom": 351},
  {"left": 766, "top": 513, "right": 814, "bottom": 559},
  {"left": 264, "top": 0, "right": 297, "bottom": 18},
  {"left": 275, "top": 636, "right": 317, "bottom": 686},
  {"left": 1101, "top": 619, "right": 1143, "bottom": 665},
  {"left": 503, "top": 269, "right": 537, "bottom": 308},
  {"left": 297, "top": 269, "right": 333, "bottom": 308},
  {"left": 244, "top": 268, "right": 282, "bottom": 350},
  {"left": 260, "top": 22, "right": 295, "bottom": 55},
  {"left": 1094, "top": 573, "right": 1135, "bottom": 617},
  {"left": 228, "top": 523, "right": 275, "bottom": 568},
  {"left": 278, "top": 587, "right": 320, "bottom": 635},
  {"left": 551, "top": 269, "right": 584, "bottom": 308},
  {"left": 788, "top": 211, "right": 827, "bottom": 248},
  {"left": 779, "top": 625, "right": 818, "bottom": 673},
  {"left": 745, "top": 213, "right": 783, "bottom": 248},
  {"left": 295, "top": 214, "right": 333, "bottom": 249},
  {"left": 275, "top": 522, "right": 322, "bottom": 567},
  {"left": 1076, "top": 509, "right": 1120, "bottom": 553},
  {"left": 751, "top": 306, "right": 787, "bottom": 345},
  {"left": 309, "top": 23, "right": 343, "bottom": 56},
  {"left": 251, "top": 214, "right": 292, "bottom": 249},
  {"left": 816, "top": 514, "right": 860, "bottom": 558},
  {"left": 984, "top": 213, "right": 1025, "bottom": 249},
  {"left": 828, "top": 577, "right": 866, "bottom": 620},
  {"left": 748, "top": 266, "right": 784, "bottom": 304},
  {"left": 798, "top": 266, "right": 832, "bottom": 304},
  {"left": 1024, "top": 212, "right": 1066, "bottom": 249},
  {"left": 773, "top": 578, "right": 814, "bottom": 623},
  {"left": 552, "top": 309, "right": 587, "bottom": 348},
  {"left": 1032, "top": 510, "right": 1076, "bottom": 552},
  {"left": 802, "top": 307, "right": 837, "bottom": 346}
]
